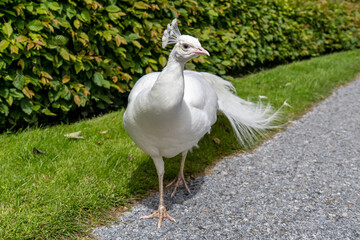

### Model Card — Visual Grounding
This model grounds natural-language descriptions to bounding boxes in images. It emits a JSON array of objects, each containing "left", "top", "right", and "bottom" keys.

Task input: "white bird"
[{"left": 123, "top": 19, "right": 281, "bottom": 228}]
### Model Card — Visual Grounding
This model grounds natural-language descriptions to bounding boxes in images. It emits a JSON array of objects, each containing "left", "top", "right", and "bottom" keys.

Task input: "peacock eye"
[{"left": 182, "top": 44, "right": 190, "bottom": 49}]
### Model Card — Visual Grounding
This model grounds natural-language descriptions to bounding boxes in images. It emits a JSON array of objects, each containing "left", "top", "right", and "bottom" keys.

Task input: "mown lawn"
[{"left": 0, "top": 49, "right": 359, "bottom": 239}]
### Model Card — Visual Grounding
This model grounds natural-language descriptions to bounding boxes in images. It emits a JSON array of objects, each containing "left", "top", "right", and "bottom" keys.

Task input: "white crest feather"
[{"left": 162, "top": 18, "right": 181, "bottom": 48}]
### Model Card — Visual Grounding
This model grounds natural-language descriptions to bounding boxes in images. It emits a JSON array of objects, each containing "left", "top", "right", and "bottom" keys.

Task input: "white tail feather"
[{"left": 201, "top": 72, "right": 283, "bottom": 146}]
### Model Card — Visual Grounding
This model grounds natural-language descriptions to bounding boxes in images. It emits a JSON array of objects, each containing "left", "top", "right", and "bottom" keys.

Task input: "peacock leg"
[
  {"left": 140, "top": 157, "right": 175, "bottom": 228},
  {"left": 166, "top": 151, "right": 191, "bottom": 197}
]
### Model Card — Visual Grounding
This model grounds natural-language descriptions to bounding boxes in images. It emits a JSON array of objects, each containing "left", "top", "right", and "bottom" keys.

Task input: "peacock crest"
[{"left": 162, "top": 18, "right": 181, "bottom": 48}]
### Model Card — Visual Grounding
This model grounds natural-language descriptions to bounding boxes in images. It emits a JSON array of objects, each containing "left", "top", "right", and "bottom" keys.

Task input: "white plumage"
[{"left": 123, "top": 19, "right": 280, "bottom": 227}]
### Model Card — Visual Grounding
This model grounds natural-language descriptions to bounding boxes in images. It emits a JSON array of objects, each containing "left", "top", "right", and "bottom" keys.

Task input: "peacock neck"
[{"left": 149, "top": 52, "right": 185, "bottom": 113}]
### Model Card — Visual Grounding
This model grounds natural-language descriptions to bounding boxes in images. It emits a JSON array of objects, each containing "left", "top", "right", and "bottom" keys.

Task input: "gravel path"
[{"left": 93, "top": 78, "right": 360, "bottom": 239}]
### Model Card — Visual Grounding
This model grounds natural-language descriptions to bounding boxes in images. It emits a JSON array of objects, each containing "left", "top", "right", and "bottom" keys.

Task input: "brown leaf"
[
  {"left": 52, "top": 19, "right": 61, "bottom": 27},
  {"left": 18, "top": 59, "right": 25, "bottom": 70},
  {"left": 41, "top": 77, "right": 48, "bottom": 85},
  {"left": 213, "top": 137, "right": 221, "bottom": 144},
  {"left": 33, "top": 40, "right": 45, "bottom": 46},
  {"left": 64, "top": 131, "right": 84, "bottom": 139},
  {"left": 10, "top": 45, "right": 18, "bottom": 54},
  {"left": 121, "top": 73, "right": 132, "bottom": 81},
  {"left": 114, "top": 35, "right": 127, "bottom": 46},
  {"left": 145, "top": 66, "right": 152, "bottom": 74},
  {"left": 73, "top": 94, "right": 82, "bottom": 107},
  {"left": 22, "top": 87, "right": 35, "bottom": 99},
  {"left": 62, "top": 75, "right": 71, "bottom": 84},
  {"left": 112, "top": 75, "right": 118, "bottom": 83},
  {"left": 41, "top": 71, "right": 53, "bottom": 79},
  {"left": 27, "top": 42, "right": 35, "bottom": 50},
  {"left": 83, "top": 88, "right": 90, "bottom": 96},
  {"left": 33, "top": 147, "right": 46, "bottom": 154},
  {"left": 16, "top": 35, "right": 28, "bottom": 43}
]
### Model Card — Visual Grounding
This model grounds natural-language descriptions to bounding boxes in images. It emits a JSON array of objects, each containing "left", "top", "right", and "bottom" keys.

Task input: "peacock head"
[{"left": 162, "top": 18, "right": 209, "bottom": 63}]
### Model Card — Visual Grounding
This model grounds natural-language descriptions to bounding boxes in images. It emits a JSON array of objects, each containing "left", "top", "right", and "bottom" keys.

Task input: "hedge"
[{"left": 0, "top": 0, "right": 359, "bottom": 131}]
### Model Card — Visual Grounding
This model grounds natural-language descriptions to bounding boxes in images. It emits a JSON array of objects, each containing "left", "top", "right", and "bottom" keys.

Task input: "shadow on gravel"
[
  {"left": 143, "top": 176, "right": 206, "bottom": 211},
  {"left": 125, "top": 155, "right": 206, "bottom": 210},
  {"left": 124, "top": 116, "right": 241, "bottom": 211}
]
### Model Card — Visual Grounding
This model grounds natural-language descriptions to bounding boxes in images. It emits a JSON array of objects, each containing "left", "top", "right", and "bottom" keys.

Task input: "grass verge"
[{"left": 0, "top": 49, "right": 359, "bottom": 239}]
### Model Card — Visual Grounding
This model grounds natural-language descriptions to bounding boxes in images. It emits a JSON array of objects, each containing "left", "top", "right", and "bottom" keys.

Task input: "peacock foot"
[
  {"left": 140, "top": 204, "right": 175, "bottom": 228},
  {"left": 166, "top": 174, "right": 191, "bottom": 197}
]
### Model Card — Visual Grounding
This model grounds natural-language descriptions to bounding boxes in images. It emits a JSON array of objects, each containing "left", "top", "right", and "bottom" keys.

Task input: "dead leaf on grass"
[
  {"left": 33, "top": 147, "right": 46, "bottom": 154},
  {"left": 64, "top": 131, "right": 85, "bottom": 139}
]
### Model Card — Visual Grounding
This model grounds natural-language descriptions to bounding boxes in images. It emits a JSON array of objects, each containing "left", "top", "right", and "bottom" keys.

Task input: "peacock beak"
[{"left": 195, "top": 47, "right": 210, "bottom": 56}]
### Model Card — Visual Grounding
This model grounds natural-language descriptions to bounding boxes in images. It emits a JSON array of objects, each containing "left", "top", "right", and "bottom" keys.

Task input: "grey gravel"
[{"left": 93, "top": 78, "right": 360, "bottom": 240}]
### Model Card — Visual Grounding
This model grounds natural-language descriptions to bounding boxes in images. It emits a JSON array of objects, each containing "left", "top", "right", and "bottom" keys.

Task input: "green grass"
[{"left": 1, "top": 49, "right": 360, "bottom": 239}]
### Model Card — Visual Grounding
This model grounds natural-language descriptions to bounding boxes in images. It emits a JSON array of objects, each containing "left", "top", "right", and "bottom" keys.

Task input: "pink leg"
[
  {"left": 166, "top": 151, "right": 191, "bottom": 197},
  {"left": 141, "top": 157, "right": 175, "bottom": 228}
]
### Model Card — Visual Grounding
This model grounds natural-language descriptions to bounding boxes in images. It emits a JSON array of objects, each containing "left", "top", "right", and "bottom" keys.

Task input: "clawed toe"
[{"left": 140, "top": 205, "right": 175, "bottom": 228}]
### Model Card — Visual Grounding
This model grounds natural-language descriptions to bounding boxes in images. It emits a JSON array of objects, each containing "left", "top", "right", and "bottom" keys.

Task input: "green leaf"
[
  {"left": 6, "top": 96, "right": 13, "bottom": 106},
  {"left": 132, "top": 40, "right": 142, "bottom": 49},
  {"left": 31, "top": 105, "right": 41, "bottom": 111},
  {"left": 73, "top": 19, "right": 81, "bottom": 29},
  {"left": 13, "top": 70, "right": 24, "bottom": 90},
  {"left": 48, "top": 2, "right": 60, "bottom": 11},
  {"left": 9, "top": 88, "right": 24, "bottom": 98},
  {"left": 222, "top": 60, "right": 232, "bottom": 66},
  {"left": 134, "top": 64, "right": 143, "bottom": 74},
  {"left": 125, "top": 33, "right": 140, "bottom": 41},
  {"left": 44, "top": 52, "right": 54, "bottom": 61},
  {"left": 134, "top": 1, "right": 149, "bottom": 9},
  {"left": 60, "top": 86, "right": 70, "bottom": 98},
  {"left": 4, "top": 75, "right": 13, "bottom": 81},
  {"left": 93, "top": 72, "right": 104, "bottom": 87},
  {"left": 80, "top": 10, "right": 91, "bottom": 23},
  {"left": 42, "top": 108, "right": 57, "bottom": 116},
  {"left": 52, "top": 102, "right": 60, "bottom": 108},
  {"left": 60, "top": 19, "right": 71, "bottom": 28},
  {"left": 158, "top": 55, "right": 167, "bottom": 67},
  {"left": 106, "top": 5, "right": 120, "bottom": 13},
  {"left": 0, "top": 40, "right": 9, "bottom": 52},
  {"left": 0, "top": 60, "right": 5, "bottom": 69},
  {"left": 61, "top": 105, "right": 70, "bottom": 112},
  {"left": 26, "top": 20, "right": 44, "bottom": 32},
  {"left": 110, "top": 83, "right": 124, "bottom": 93},
  {"left": 0, "top": 88, "right": 9, "bottom": 98},
  {"left": 2, "top": 21, "right": 13, "bottom": 38},
  {"left": 103, "top": 31, "right": 112, "bottom": 41},
  {"left": 147, "top": 58, "right": 157, "bottom": 64},
  {"left": 208, "top": 9, "right": 219, "bottom": 17},
  {"left": 178, "top": 8, "right": 188, "bottom": 17},
  {"left": 0, "top": 103, "right": 9, "bottom": 116},
  {"left": 20, "top": 98, "right": 32, "bottom": 115},
  {"left": 66, "top": 5, "right": 77, "bottom": 19},
  {"left": 54, "top": 35, "right": 69, "bottom": 45},
  {"left": 102, "top": 80, "right": 111, "bottom": 89},
  {"left": 59, "top": 48, "right": 70, "bottom": 61},
  {"left": 54, "top": 57, "right": 63, "bottom": 68},
  {"left": 36, "top": 7, "right": 47, "bottom": 14},
  {"left": 74, "top": 62, "right": 83, "bottom": 74},
  {"left": 92, "top": 72, "right": 110, "bottom": 89},
  {"left": 108, "top": 13, "right": 119, "bottom": 21}
]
